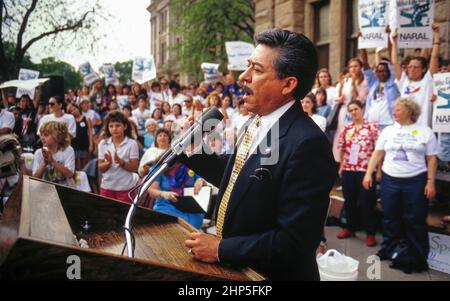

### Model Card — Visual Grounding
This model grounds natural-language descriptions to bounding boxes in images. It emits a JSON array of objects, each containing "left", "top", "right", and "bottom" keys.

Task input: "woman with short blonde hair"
[
  {"left": 363, "top": 97, "right": 438, "bottom": 272},
  {"left": 393, "top": 97, "right": 421, "bottom": 123},
  {"left": 32, "top": 121, "right": 75, "bottom": 186}
]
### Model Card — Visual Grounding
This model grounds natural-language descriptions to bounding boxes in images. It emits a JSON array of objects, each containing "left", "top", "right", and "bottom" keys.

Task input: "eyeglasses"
[{"left": 48, "top": 102, "right": 56, "bottom": 106}]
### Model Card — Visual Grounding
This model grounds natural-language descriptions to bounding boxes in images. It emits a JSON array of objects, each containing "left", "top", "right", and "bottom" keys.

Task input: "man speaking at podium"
[{"left": 183, "top": 29, "right": 336, "bottom": 280}]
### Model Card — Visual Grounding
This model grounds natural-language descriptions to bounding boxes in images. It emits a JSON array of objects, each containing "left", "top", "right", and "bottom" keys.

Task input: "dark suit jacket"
[{"left": 183, "top": 103, "right": 336, "bottom": 280}]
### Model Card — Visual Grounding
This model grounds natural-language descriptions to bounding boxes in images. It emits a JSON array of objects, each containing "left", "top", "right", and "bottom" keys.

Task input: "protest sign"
[
  {"left": 132, "top": 56, "right": 156, "bottom": 84},
  {"left": 201, "top": 63, "right": 220, "bottom": 84},
  {"left": 432, "top": 72, "right": 450, "bottom": 133},
  {"left": 396, "top": 0, "right": 434, "bottom": 48},
  {"left": 16, "top": 69, "right": 40, "bottom": 99},
  {"left": 225, "top": 41, "right": 255, "bottom": 71},
  {"left": 358, "top": 0, "right": 389, "bottom": 49},
  {"left": 79, "top": 62, "right": 100, "bottom": 86},
  {"left": 100, "top": 64, "right": 118, "bottom": 86},
  {"left": 428, "top": 232, "right": 450, "bottom": 275}
]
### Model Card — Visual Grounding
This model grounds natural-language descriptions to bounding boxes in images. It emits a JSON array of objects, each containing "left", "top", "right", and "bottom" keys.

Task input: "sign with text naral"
[
  {"left": 432, "top": 73, "right": 450, "bottom": 133},
  {"left": 428, "top": 232, "right": 450, "bottom": 275},
  {"left": 358, "top": 0, "right": 389, "bottom": 49},
  {"left": 396, "top": 0, "right": 434, "bottom": 49}
]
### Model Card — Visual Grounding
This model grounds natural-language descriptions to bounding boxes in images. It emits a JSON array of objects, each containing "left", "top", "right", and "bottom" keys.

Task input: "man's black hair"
[{"left": 254, "top": 29, "right": 318, "bottom": 100}]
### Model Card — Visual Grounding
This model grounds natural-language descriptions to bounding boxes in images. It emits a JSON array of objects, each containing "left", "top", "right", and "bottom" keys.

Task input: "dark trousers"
[
  {"left": 341, "top": 171, "right": 377, "bottom": 235},
  {"left": 380, "top": 172, "right": 429, "bottom": 260}
]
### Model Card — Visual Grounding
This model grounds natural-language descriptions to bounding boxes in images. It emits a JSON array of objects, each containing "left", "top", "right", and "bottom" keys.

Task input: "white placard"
[
  {"left": 432, "top": 73, "right": 450, "bottom": 133},
  {"left": 201, "top": 62, "right": 220, "bottom": 84},
  {"left": 225, "top": 41, "right": 255, "bottom": 71},
  {"left": 79, "top": 62, "right": 100, "bottom": 86},
  {"left": 397, "top": 0, "right": 434, "bottom": 49},
  {"left": 100, "top": 64, "right": 117, "bottom": 86},
  {"left": 358, "top": 0, "right": 389, "bottom": 49},
  {"left": 0, "top": 78, "right": 49, "bottom": 90},
  {"left": 16, "top": 69, "right": 40, "bottom": 99},
  {"left": 428, "top": 232, "right": 450, "bottom": 275},
  {"left": 132, "top": 56, "right": 156, "bottom": 84},
  {"left": 183, "top": 186, "right": 212, "bottom": 213}
]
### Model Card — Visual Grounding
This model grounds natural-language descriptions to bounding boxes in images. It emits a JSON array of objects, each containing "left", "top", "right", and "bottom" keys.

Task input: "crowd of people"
[{"left": 1, "top": 24, "right": 450, "bottom": 274}]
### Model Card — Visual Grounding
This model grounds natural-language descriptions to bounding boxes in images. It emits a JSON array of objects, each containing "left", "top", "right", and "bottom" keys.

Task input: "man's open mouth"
[{"left": 243, "top": 84, "right": 253, "bottom": 96}]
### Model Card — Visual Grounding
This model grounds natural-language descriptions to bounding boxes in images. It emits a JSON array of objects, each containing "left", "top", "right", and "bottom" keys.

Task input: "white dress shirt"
[{"left": 247, "top": 100, "right": 295, "bottom": 158}]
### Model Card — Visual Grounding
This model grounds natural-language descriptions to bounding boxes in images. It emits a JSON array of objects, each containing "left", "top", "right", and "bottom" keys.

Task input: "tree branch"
[
  {"left": 15, "top": 0, "right": 38, "bottom": 56},
  {"left": 20, "top": 9, "right": 94, "bottom": 59}
]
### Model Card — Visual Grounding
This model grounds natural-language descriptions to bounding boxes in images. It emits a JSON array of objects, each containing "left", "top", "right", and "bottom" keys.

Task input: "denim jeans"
[
  {"left": 341, "top": 171, "right": 377, "bottom": 235},
  {"left": 380, "top": 172, "right": 429, "bottom": 260}
]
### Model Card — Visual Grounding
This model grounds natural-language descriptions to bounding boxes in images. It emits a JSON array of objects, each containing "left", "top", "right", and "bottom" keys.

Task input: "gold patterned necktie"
[{"left": 216, "top": 115, "right": 261, "bottom": 239}]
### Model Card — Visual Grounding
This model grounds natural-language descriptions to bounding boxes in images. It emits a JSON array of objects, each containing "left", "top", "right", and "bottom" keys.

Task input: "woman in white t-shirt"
[
  {"left": 32, "top": 121, "right": 75, "bottom": 187},
  {"left": 300, "top": 93, "right": 327, "bottom": 132},
  {"left": 138, "top": 128, "right": 171, "bottom": 177},
  {"left": 390, "top": 25, "right": 441, "bottom": 127},
  {"left": 98, "top": 111, "right": 139, "bottom": 203},
  {"left": 312, "top": 68, "right": 338, "bottom": 107},
  {"left": 363, "top": 98, "right": 438, "bottom": 272}
]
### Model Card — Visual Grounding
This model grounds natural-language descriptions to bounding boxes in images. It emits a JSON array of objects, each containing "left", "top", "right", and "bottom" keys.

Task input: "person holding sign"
[
  {"left": 360, "top": 47, "right": 400, "bottom": 130},
  {"left": 337, "top": 100, "right": 380, "bottom": 247},
  {"left": 391, "top": 23, "right": 441, "bottom": 127},
  {"left": 332, "top": 59, "right": 369, "bottom": 162},
  {"left": 363, "top": 98, "right": 438, "bottom": 273}
]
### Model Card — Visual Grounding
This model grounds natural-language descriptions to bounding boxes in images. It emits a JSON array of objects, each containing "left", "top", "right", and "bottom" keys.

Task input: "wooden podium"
[{"left": 0, "top": 176, "right": 265, "bottom": 281}]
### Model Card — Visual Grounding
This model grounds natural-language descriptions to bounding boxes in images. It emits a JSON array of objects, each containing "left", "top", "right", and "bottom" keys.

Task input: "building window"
[
  {"left": 160, "top": 42, "right": 166, "bottom": 64},
  {"left": 151, "top": 18, "right": 157, "bottom": 53},
  {"left": 160, "top": 10, "right": 167, "bottom": 33},
  {"left": 346, "top": 0, "right": 359, "bottom": 63},
  {"left": 314, "top": 1, "right": 330, "bottom": 69}
]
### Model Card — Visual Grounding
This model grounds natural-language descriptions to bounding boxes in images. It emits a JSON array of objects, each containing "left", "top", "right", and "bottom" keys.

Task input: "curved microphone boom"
[{"left": 124, "top": 107, "right": 224, "bottom": 258}]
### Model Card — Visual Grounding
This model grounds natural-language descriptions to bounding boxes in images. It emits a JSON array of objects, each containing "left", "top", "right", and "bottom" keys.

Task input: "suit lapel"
[{"left": 220, "top": 103, "right": 304, "bottom": 233}]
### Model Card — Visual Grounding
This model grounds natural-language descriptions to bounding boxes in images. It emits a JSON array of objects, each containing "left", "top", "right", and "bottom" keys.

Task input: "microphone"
[
  {"left": 172, "top": 107, "right": 224, "bottom": 155},
  {"left": 151, "top": 107, "right": 224, "bottom": 169}
]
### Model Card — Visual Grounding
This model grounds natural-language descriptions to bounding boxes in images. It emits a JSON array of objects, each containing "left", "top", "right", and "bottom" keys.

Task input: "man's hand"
[{"left": 185, "top": 232, "right": 220, "bottom": 263}]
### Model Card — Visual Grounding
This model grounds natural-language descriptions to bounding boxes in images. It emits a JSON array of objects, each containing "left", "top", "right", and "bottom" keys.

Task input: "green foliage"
[
  {"left": 170, "top": 0, "right": 254, "bottom": 79},
  {"left": 33, "top": 57, "right": 83, "bottom": 90},
  {"left": 2, "top": 41, "right": 37, "bottom": 71},
  {"left": 0, "top": 0, "right": 103, "bottom": 82},
  {"left": 114, "top": 60, "right": 133, "bottom": 85}
]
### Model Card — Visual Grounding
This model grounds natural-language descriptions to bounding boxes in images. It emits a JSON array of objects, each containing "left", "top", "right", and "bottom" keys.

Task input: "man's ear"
[{"left": 281, "top": 76, "right": 298, "bottom": 96}]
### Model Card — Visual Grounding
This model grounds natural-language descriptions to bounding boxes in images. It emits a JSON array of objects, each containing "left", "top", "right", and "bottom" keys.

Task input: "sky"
[{"left": 27, "top": 0, "right": 151, "bottom": 71}]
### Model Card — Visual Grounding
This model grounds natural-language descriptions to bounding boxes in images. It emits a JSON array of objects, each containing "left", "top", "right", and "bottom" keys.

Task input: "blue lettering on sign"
[
  {"left": 400, "top": 2, "right": 431, "bottom": 28},
  {"left": 437, "top": 91, "right": 450, "bottom": 109},
  {"left": 361, "top": 4, "right": 386, "bottom": 28}
]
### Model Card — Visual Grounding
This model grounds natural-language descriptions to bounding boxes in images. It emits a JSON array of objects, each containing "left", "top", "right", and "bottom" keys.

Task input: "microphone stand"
[{"left": 123, "top": 121, "right": 203, "bottom": 258}]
